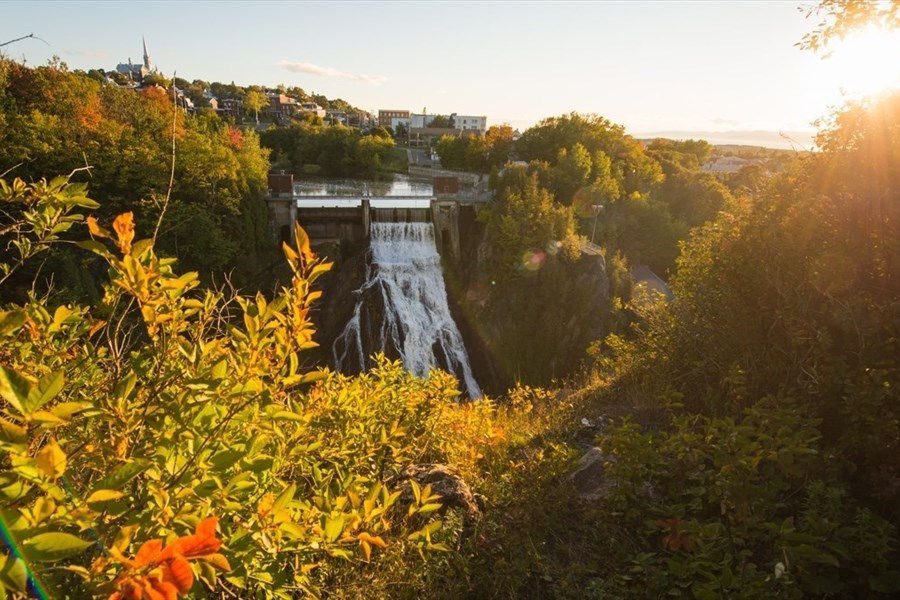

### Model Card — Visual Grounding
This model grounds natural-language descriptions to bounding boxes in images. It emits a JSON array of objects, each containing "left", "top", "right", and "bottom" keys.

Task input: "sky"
[{"left": 3, "top": 1, "right": 899, "bottom": 147}]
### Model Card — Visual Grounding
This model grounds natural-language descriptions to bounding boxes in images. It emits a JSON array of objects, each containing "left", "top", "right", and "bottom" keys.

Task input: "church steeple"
[{"left": 142, "top": 36, "right": 151, "bottom": 70}]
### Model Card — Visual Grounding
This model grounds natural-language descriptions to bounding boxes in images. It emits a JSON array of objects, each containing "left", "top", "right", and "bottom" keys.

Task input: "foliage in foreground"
[
  {"left": 0, "top": 177, "right": 503, "bottom": 598},
  {"left": 415, "top": 92, "right": 900, "bottom": 599}
]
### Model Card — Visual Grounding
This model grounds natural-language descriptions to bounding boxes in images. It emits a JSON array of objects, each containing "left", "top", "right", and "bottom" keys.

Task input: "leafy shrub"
[{"left": 0, "top": 177, "right": 483, "bottom": 599}]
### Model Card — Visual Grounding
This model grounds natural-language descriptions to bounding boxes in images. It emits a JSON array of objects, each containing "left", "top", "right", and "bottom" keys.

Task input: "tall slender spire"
[{"left": 142, "top": 36, "right": 151, "bottom": 70}]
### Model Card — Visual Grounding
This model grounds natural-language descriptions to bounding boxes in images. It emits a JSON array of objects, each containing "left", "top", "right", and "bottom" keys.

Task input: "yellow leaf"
[
  {"left": 86, "top": 490, "right": 125, "bottom": 504},
  {"left": 359, "top": 539, "right": 371, "bottom": 562},
  {"left": 112, "top": 212, "right": 135, "bottom": 254},
  {"left": 418, "top": 503, "right": 443, "bottom": 514},
  {"left": 86, "top": 216, "right": 110, "bottom": 239},
  {"left": 257, "top": 492, "right": 274, "bottom": 518},
  {"left": 112, "top": 525, "right": 138, "bottom": 552},
  {"left": 35, "top": 439, "right": 66, "bottom": 479},
  {"left": 294, "top": 223, "right": 313, "bottom": 264}
]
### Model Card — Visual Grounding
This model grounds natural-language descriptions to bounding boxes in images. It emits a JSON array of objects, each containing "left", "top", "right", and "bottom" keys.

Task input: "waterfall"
[{"left": 333, "top": 222, "right": 482, "bottom": 398}]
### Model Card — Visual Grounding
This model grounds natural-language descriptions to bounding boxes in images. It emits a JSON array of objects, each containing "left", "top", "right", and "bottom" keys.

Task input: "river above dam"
[{"left": 293, "top": 174, "right": 433, "bottom": 197}]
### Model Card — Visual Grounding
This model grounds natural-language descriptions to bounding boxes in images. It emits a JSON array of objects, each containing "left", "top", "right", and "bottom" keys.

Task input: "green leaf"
[
  {"left": 94, "top": 460, "right": 149, "bottom": 491},
  {"left": 0, "top": 366, "right": 31, "bottom": 416},
  {"left": 324, "top": 515, "right": 344, "bottom": 542},
  {"left": 50, "top": 402, "right": 91, "bottom": 421},
  {"left": 418, "top": 503, "right": 443, "bottom": 514},
  {"left": 24, "top": 370, "right": 65, "bottom": 413},
  {"left": 1, "top": 479, "right": 31, "bottom": 501},
  {"left": 76, "top": 240, "right": 111, "bottom": 257},
  {"left": 273, "top": 483, "right": 296, "bottom": 512},
  {"left": 210, "top": 449, "right": 243, "bottom": 472},
  {"left": 130, "top": 239, "right": 153, "bottom": 258},
  {"left": 0, "top": 310, "right": 25, "bottom": 336},
  {"left": 0, "top": 555, "right": 28, "bottom": 593},
  {"left": 210, "top": 360, "right": 228, "bottom": 381},
  {"left": 271, "top": 410, "right": 306, "bottom": 422},
  {"left": 243, "top": 456, "right": 274, "bottom": 473},
  {"left": 23, "top": 532, "right": 94, "bottom": 562},
  {"left": 422, "top": 519, "right": 442, "bottom": 536},
  {"left": 113, "top": 373, "right": 137, "bottom": 402},
  {"left": 280, "top": 522, "right": 306, "bottom": 540}
]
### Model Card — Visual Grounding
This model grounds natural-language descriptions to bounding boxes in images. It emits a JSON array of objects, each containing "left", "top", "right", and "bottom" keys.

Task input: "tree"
[
  {"left": 141, "top": 72, "right": 170, "bottom": 88},
  {"left": 429, "top": 114, "right": 453, "bottom": 128},
  {"left": 484, "top": 172, "right": 579, "bottom": 280},
  {"left": 485, "top": 124, "right": 514, "bottom": 168},
  {"left": 244, "top": 88, "right": 268, "bottom": 124},
  {"left": 799, "top": 0, "right": 900, "bottom": 54}
]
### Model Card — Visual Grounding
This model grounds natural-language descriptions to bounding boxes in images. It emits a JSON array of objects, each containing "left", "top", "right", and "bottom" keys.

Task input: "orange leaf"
[
  {"left": 163, "top": 554, "right": 193, "bottom": 594},
  {"left": 133, "top": 539, "right": 163, "bottom": 567},
  {"left": 112, "top": 212, "right": 135, "bottom": 254},
  {"left": 195, "top": 517, "right": 218, "bottom": 539},
  {"left": 159, "top": 517, "right": 222, "bottom": 561},
  {"left": 139, "top": 577, "right": 168, "bottom": 600},
  {"left": 358, "top": 532, "right": 387, "bottom": 548}
]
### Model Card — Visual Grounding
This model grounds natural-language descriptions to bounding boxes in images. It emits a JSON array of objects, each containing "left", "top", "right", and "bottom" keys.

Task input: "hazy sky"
[{"left": 3, "top": 1, "right": 898, "bottom": 141}]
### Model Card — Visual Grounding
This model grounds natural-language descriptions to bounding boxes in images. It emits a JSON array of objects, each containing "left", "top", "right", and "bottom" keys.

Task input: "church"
[{"left": 115, "top": 37, "right": 159, "bottom": 84}]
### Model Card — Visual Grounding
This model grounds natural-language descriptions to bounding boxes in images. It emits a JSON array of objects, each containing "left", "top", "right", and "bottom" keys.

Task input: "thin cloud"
[
  {"left": 65, "top": 49, "right": 110, "bottom": 59},
  {"left": 279, "top": 60, "right": 386, "bottom": 85}
]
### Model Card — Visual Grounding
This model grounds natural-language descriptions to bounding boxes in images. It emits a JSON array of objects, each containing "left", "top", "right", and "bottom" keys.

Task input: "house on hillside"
[
  {"left": 299, "top": 102, "right": 327, "bottom": 119},
  {"left": 452, "top": 114, "right": 487, "bottom": 133},
  {"left": 264, "top": 93, "right": 300, "bottom": 120}
]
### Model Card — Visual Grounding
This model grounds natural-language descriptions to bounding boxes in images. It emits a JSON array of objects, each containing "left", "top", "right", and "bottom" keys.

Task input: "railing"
[{"left": 579, "top": 240, "right": 605, "bottom": 256}]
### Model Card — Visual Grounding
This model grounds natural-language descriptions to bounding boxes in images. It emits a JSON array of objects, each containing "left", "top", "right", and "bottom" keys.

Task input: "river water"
[{"left": 293, "top": 174, "right": 433, "bottom": 197}]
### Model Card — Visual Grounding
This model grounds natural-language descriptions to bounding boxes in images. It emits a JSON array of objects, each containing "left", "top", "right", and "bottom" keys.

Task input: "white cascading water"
[{"left": 333, "top": 221, "right": 482, "bottom": 398}]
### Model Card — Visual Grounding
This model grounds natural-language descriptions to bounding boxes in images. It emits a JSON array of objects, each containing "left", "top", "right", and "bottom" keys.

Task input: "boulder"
[
  {"left": 568, "top": 447, "right": 615, "bottom": 502},
  {"left": 399, "top": 463, "right": 481, "bottom": 518}
]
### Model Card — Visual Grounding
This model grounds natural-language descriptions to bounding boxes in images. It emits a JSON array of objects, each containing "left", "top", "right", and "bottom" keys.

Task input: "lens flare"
[
  {"left": 521, "top": 249, "right": 546, "bottom": 272},
  {"left": 572, "top": 187, "right": 600, "bottom": 219}
]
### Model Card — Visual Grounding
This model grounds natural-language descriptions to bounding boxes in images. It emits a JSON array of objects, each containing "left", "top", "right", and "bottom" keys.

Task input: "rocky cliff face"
[{"left": 443, "top": 208, "right": 611, "bottom": 394}]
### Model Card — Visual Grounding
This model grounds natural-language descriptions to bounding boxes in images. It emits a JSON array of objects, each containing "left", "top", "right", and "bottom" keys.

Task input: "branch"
[
  {"left": 0, "top": 33, "right": 49, "bottom": 48},
  {"left": 153, "top": 71, "right": 178, "bottom": 243},
  {"left": 1, "top": 162, "right": 24, "bottom": 179}
]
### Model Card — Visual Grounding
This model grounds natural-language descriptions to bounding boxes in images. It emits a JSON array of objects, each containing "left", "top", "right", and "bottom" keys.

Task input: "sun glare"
[{"left": 821, "top": 25, "right": 900, "bottom": 98}]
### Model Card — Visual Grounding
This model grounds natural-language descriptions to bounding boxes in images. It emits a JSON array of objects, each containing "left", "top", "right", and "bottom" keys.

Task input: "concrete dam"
[{"left": 265, "top": 172, "right": 489, "bottom": 397}]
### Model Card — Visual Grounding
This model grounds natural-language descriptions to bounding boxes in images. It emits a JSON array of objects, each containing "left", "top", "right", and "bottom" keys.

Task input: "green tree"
[
  {"left": 244, "top": 88, "right": 268, "bottom": 124},
  {"left": 484, "top": 172, "right": 579, "bottom": 280},
  {"left": 429, "top": 114, "right": 453, "bottom": 128}
]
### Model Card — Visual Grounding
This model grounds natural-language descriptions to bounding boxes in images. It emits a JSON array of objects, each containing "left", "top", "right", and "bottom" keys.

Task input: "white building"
[
  {"left": 452, "top": 114, "right": 487, "bottom": 133},
  {"left": 410, "top": 113, "right": 435, "bottom": 128},
  {"left": 391, "top": 116, "right": 412, "bottom": 131}
]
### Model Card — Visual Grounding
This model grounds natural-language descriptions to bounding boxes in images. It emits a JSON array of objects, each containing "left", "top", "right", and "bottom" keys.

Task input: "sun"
[{"left": 821, "top": 24, "right": 900, "bottom": 98}]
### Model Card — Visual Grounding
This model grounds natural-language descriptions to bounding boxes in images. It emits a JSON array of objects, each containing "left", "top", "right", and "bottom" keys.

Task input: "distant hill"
[{"left": 637, "top": 129, "right": 815, "bottom": 150}]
